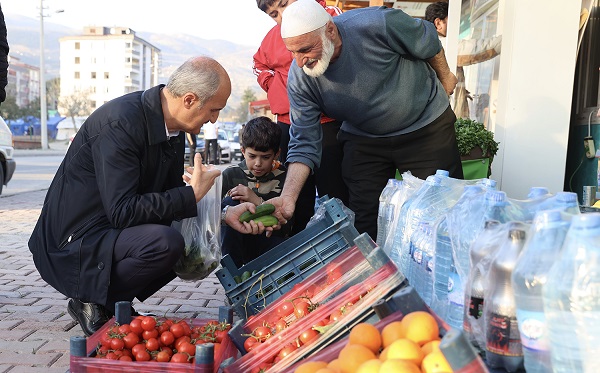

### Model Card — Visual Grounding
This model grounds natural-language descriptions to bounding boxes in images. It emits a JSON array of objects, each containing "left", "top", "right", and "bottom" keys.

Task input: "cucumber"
[
  {"left": 233, "top": 275, "right": 242, "bottom": 284},
  {"left": 239, "top": 203, "right": 276, "bottom": 223},
  {"left": 241, "top": 271, "right": 252, "bottom": 282},
  {"left": 252, "top": 215, "right": 279, "bottom": 227}
]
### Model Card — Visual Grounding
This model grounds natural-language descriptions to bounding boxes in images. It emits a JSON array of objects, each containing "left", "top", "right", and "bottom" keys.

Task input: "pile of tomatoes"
[{"left": 93, "top": 315, "right": 231, "bottom": 364}]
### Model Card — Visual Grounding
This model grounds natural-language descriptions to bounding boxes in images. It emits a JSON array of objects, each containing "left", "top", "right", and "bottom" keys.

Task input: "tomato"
[
  {"left": 277, "top": 301, "right": 295, "bottom": 318},
  {"left": 170, "top": 323, "right": 185, "bottom": 338},
  {"left": 159, "top": 331, "right": 175, "bottom": 346},
  {"left": 157, "top": 322, "right": 170, "bottom": 334},
  {"left": 134, "top": 349, "right": 151, "bottom": 362},
  {"left": 313, "top": 318, "right": 329, "bottom": 328},
  {"left": 250, "top": 361, "right": 273, "bottom": 373},
  {"left": 146, "top": 337, "right": 159, "bottom": 352},
  {"left": 155, "top": 350, "right": 170, "bottom": 362},
  {"left": 142, "top": 329, "right": 159, "bottom": 340},
  {"left": 160, "top": 346, "right": 173, "bottom": 356},
  {"left": 294, "top": 300, "right": 311, "bottom": 318},
  {"left": 129, "top": 318, "right": 144, "bottom": 335},
  {"left": 253, "top": 326, "right": 271, "bottom": 342},
  {"left": 131, "top": 343, "right": 146, "bottom": 356},
  {"left": 175, "top": 335, "right": 192, "bottom": 350},
  {"left": 274, "top": 318, "right": 288, "bottom": 332},
  {"left": 117, "top": 324, "right": 131, "bottom": 335},
  {"left": 244, "top": 336, "right": 260, "bottom": 352},
  {"left": 214, "top": 329, "right": 228, "bottom": 343},
  {"left": 123, "top": 332, "right": 140, "bottom": 349},
  {"left": 299, "top": 328, "right": 319, "bottom": 345},
  {"left": 110, "top": 338, "right": 125, "bottom": 351},
  {"left": 170, "top": 352, "right": 190, "bottom": 364},
  {"left": 119, "top": 355, "right": 133, "bottom": 361},
  {"left": 178, "top": 341, "right": 197, "bottom": 356},
  {"left": 105, "top": 352, "right": 118, "bottom": 360},
  {"left": 179, "top": 321, "right": 192, "bottom": 336},
  {"left": 277, "top": 343, "right": 298, "bottom": 360},
  {"left": 141, "top": 316, "right": 157, "bottom": 331},
  {"left": 329, "top": 309, "right": 344, "bottom": 323}
]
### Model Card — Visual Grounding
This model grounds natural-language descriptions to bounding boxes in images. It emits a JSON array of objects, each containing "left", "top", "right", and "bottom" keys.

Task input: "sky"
[{"left": 2, "top": 0, "right": 276, "bottom": 48}]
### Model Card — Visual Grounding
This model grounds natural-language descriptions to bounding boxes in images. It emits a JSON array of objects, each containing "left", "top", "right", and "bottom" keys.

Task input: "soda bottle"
[
  {"left": 543, "top": 213, "right": 600, "bottom": 373},
  {"left": 512, "top": 209, "right": 569, "bottom": 373},
  {"left": 484, "top": 225, "right": 527, "bottom": 372}
]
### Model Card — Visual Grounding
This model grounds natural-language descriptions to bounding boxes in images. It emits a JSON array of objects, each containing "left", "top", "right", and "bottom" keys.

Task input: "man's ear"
[
  {"left": 325, "top": 20, "right": 336, "bottom": 39},
  {"left": 183, "top": 93, "right": 197, "bottom": 109},
  {"left": 434, "top": 18, "right": 444, "bottom": 33}
]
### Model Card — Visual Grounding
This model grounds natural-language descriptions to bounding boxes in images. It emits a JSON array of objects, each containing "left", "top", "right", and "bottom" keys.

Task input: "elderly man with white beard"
[{"left": 268, "top": 0, "right": 463, "bottom": 241}]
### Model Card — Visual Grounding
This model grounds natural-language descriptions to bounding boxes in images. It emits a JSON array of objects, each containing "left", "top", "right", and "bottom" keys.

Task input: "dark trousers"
[
  {"left": 338, "top": 106, "right": 463, "bottom": 240},
  {"left": 186, "top": 133, "right": 197, "bottom": 167},
  {"left": 278, "top": 120, "right": 349, "bottom": 235},
  {"left": 205, "top": 139, "right": 218, "bottom": 164},
  {"left": 221, "top": 197, "right": 287, "bottom": 268},
  {"left": 105, "top": 224, "right": 184, "bottom": 312}
]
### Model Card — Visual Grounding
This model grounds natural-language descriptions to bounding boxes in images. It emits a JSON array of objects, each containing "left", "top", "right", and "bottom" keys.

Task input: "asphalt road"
[{"left": 1, "top": 152, "right": 232, "bottom": 198}]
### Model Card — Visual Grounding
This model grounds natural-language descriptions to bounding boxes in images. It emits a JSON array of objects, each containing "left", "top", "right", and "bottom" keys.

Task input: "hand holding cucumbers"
[
  {"left": 223, "top": 202, "right": 283, "bottom": 235},
  {"left": 238, "top": 204, "right": 278, "bottom": 227}
]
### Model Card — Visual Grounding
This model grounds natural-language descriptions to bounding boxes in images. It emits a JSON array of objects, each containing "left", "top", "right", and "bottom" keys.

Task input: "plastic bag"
[
  {"left": 307, "top": 197, "right": 355, "bottom": 227},
  {"left": 174, "top": 176, "right": 222, "bottom": 281}
]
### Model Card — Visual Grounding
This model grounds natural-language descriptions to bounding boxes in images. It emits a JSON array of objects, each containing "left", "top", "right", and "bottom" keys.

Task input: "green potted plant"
[{"left": 454, "top": 118, "right": 499, "bottom": 179}]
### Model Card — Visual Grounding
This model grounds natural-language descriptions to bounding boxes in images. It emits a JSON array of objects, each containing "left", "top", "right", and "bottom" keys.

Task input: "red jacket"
[{"left": 253, "top": 3, "right": 341, "bottom": 125}]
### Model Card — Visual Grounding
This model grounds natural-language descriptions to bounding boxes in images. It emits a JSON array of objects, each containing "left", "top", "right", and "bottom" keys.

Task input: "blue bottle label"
[
  {"left": 516, "top": 309, "right": 549, "bottom": 352},
  {"left": 447, "top": 270, "right": 464, "bottom": 305},
  {"left": 425, "top": 254, "right": 433, "bottom": 273}
]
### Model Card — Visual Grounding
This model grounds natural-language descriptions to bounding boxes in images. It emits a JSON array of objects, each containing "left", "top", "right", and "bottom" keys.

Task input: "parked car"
[
  {"left": 184, "top": 129, "right": 231, "bottom": 165},
  {"left": 229, "top": 131, "right": 242, "bottom": 161},
  {"left": 0, "top": 116, "right": 16, "bottom": 195}
]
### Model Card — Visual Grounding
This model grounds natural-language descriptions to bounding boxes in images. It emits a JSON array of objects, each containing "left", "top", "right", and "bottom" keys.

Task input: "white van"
[{"left": 0, "top": 115, "right": 16, "bottom": 195}]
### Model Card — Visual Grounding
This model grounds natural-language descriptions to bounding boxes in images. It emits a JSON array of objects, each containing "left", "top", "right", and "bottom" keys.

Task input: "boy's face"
[
  {"left": 265, "top": 0, "right": 297, "bottom": 26},
  {"left": 242, "top": 147, "right": 280, "bottom": 177}
]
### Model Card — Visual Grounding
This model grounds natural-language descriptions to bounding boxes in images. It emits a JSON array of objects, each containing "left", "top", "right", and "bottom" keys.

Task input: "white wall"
[{"left": 492, "top": 0, "right": 581, "bottom": 198}]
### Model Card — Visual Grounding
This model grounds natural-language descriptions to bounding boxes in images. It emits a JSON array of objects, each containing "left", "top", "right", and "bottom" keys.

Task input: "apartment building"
[
  {"left": 59, "top": 26, "right": 160, "bottom": 111},
  {"left": 7, "top": 56, "right": 40, "bottom": 108}
]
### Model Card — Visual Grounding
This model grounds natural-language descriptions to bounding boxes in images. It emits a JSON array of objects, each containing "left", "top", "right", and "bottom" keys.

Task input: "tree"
[
  {"left": 46, "top": 77, "right": 61, "bottom": 111},
  {"left": 235, "top": 87, "right": 257, "bottom": 123},
  {"left": 0, "top": 96, "right": 22, "bottom": 120},
  {"left": 59, "top": 90, "right": 92, "bottom": 132}
]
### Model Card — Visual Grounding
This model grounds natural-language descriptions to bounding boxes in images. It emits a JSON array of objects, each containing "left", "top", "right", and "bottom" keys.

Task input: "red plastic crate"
[
  {"left": 282, "top": 286, "right": 450, "bottom": 372},
  {"left": 224, "top": 234, "right": 405, "bottom": 373},
  {"left": 70, "top": 317, "right": 238, "bottom": 373}
]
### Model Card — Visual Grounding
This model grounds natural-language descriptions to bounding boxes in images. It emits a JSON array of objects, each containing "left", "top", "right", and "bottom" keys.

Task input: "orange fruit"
[
  {"left": 338, "top": 344, "right": 377, "bottom": 373},
  {"left": 348, "top": 323, "right": 382, "bottom": 354},
  {"left": 328, "top": 359, "right": 342, "bottom": 372},
  {"left": 401, "top": 311, "right": 439, "bottom": 346},
  {"left": 294, "top": 361, "right": 329, "bottom": 373},
  {"left": 421, "top": 340, "right": 441, "bottom": 355},
  {"left": 421, "top": 351, "right": 453, "bottom": 373},
  {"left": 381, "top": 321, "right": 405, "bottom": 348},
  {"left": 380, "top": 346, "right": 389, "bottom": 361},
  {"left": 385, "top": 338, "right": 425, "bottom": 366},
  {"left": 355, "top": 359, "right": 383, "bottom": 373},
  {"left": 380, "top": 359, "right": 421, "bottom": 373},
  {"left": 315, "top": 369, "right": 340, "bottom": 373}
]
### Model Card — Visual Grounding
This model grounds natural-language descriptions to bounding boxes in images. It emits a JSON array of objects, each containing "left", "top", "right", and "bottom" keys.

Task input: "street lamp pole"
[{"left": 39, "top": 0, "right": 48, "bottom": 150}]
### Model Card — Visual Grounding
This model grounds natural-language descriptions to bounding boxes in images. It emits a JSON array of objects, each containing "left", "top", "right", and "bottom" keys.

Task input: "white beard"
[{"left": 303, "top": 31, "right": 335, "bottom": 78}]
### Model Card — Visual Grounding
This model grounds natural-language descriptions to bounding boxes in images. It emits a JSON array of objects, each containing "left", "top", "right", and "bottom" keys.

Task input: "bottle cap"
[
  {"left": 556, "top": 191, "right": 577, "bottom": 203},
  {"left": 435, "top": 169, "right": 450, "bottom": 177},
  {"left": 528, "top": 187, "right": 549, "bottom": 199},
  {"left": 479, "top": 178, "right": 497, "bottom": 189},
  {"left": 485, "top": 190, "right": 507, "bottom": 204}
]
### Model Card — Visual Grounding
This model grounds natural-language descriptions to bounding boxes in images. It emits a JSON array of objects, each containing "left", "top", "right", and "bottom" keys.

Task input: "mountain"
[{"left": 4, "top": 13, "right": 266, "bottom": 112}]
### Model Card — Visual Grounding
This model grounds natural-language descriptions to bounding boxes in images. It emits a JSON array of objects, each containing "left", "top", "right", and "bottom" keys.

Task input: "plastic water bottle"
[
  {"left": 484, "top": 225, "right": 527, "bottom": 372},
  {"left": 463, "top": 220, "right": 501, "bottom": 349},
  {"left": 410, "top": 222, "right": 434, "bottom": 305},
  {"left": 545, "top": 191, "right": 580, "bottom": 215},
  {"left": 511, "top": 209, "right": 570, "bottom": 373},
  {"left": 478, "top": 178, "right": 497, "bottom": 190},
  {"left": 527, "top": 187, "right": 550, "bottom": 199},
  {"left": 543, "top": 213, "right": 600, "bottom": 373},
  {"left": 433, "top": 185, "right": 483, "bottom": 327},
  {"left": 376, "top": 179, "right": 401, "bottom": 246}
]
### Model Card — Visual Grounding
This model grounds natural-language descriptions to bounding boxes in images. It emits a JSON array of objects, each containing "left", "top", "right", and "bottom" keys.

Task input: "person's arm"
[
  {"left": 253, "top": 32, "right": 276, "bottom": 93},
  {"left": 267, "top": 162, "right": 310, "bottom": 223},
  {"left": 0, "top": 5, "right": 9, "bottom": 104},
  {"left": 427, "top": 47, "right": 458, "bottom": 96}
]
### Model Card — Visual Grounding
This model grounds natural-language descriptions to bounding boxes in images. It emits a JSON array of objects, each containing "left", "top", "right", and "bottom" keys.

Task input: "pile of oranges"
[{"left": 293, "top": 311, "right": 452, "bottom": 373}]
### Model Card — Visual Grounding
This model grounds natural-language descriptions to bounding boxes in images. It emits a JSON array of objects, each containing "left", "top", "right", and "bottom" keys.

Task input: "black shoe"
[{"left": 67, "top": 299, "right": 112, "bottom": 337}]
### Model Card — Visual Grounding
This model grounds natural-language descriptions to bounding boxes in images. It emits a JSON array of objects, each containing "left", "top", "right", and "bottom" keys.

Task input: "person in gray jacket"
[{"left": 269, "top": 0, "right": 463, "bottom": 240}]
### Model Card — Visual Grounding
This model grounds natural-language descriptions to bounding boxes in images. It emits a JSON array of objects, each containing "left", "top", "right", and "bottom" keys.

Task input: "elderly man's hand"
[
  {"left": 183, "top": 153, "right": 222, "bottom": 202},
  {"left": 266, "top": 196, "right": 295, "bottom": 223},
  {"left": 441, "top": 72, "right": 458, "bottom": 96},
  {"left": 225, "top": 202, "right": 282, "bottom": 237}
]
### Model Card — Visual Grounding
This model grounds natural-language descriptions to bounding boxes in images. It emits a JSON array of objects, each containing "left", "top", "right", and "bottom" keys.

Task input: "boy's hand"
[
  {"left": 183, "top": 153, "right": 222, "bottom": 202},
  {"left": 224, "top": 202, "right": 281, "bottom": 236},
  {"left": 227, "top": 184, "right": 261, "bottom": 205}
]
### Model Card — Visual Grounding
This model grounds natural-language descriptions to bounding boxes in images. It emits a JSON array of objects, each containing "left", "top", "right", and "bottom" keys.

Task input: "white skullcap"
[{"left": 281, "top": 0, "right": 331, "bottom": 38}]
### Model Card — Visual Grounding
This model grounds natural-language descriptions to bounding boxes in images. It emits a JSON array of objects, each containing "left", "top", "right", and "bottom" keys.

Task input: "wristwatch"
[{"left": 221, "top": 205, "right": 230, "bottom": 224}]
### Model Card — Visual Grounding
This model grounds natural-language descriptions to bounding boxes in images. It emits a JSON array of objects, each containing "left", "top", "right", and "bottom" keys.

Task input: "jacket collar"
[{"left": 141, "top": 84, "right": 168, "bottom": 146}]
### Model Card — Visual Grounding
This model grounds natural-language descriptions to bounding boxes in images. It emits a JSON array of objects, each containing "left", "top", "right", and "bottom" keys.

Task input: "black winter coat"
[{"left": 28, "top": 85, "right": 197, "bottom": 305}]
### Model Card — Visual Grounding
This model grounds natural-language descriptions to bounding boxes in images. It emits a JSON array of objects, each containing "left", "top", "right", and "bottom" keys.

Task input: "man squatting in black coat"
[{"left": 28, "top": 57, "right": 283, "bottom": 336}]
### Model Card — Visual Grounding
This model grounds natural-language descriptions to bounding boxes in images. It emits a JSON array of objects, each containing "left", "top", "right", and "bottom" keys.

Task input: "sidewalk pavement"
[{"left": 0, "top": 183, "right": 230, "bottom": 371}]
